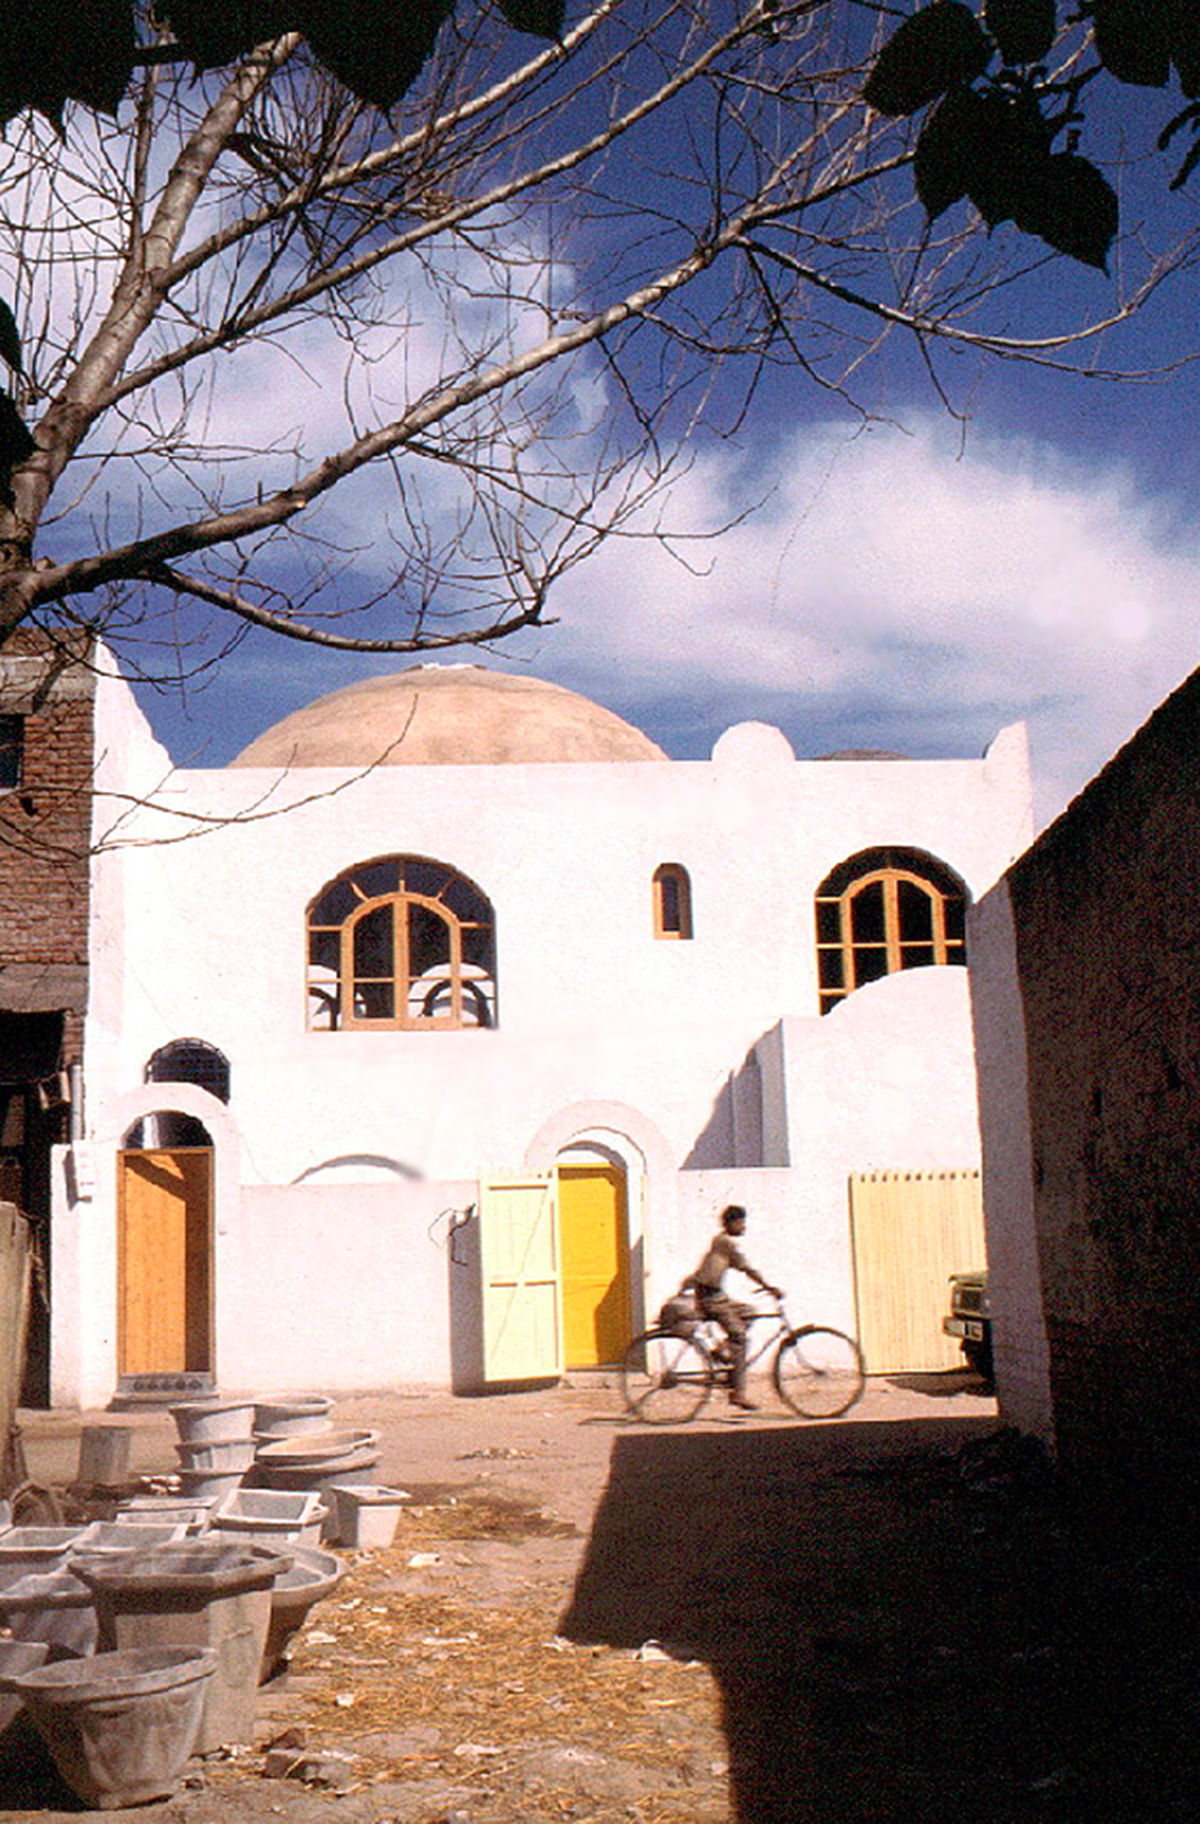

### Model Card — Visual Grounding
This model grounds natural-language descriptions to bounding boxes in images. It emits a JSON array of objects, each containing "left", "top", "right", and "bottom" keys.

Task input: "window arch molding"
[
  {"left": 815, "top": 847, "right": 967, "bottom": 1015},
  {"left": 306, "top": 855, "right": 496, "bottom": 1031}
]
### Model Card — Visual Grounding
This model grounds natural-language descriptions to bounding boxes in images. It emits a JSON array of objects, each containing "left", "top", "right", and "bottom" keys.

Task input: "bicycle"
[{"left": 620, "top": 1294, "right": 865, "bottom": 1424}]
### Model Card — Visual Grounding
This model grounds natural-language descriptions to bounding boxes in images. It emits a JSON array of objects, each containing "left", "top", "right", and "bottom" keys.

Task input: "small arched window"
[
  {"left": 307, "top": 855, "right": 496, "bottom": 1031},
  {"left": 815, "top": 848, "right": 967, "bottom": 1014},
  {"left": 136, "top": 1040, "right": 230, "bottom": 1148},
  {"left": 145, "top": 1040, "right": 230, "bottom": 1103},
  {"left": 653, "top": 863, "right": 693, "bottom": 940}
]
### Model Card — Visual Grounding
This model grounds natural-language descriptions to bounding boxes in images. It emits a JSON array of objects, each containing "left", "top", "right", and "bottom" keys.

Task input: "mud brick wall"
[
  {"left": 1008, "top": 666, "right": 1200, "bottom": 1492},
  {"left": 0, "top": 634, "right": 96, "bottom": 1064}
]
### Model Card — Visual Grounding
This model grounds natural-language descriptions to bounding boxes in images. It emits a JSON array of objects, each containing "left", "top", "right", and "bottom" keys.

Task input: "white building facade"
[{"left": 51, "top": 658, "right": 1033, "bottom": 1406}]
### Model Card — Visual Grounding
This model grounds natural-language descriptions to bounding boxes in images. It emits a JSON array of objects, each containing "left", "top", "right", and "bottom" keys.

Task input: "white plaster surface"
[
  {"left": 968, "top": 884, "right": 1063, "bottom": 1452},
  {"left": 51, "top": 661, "right": 1033, "bottom": 1403}
]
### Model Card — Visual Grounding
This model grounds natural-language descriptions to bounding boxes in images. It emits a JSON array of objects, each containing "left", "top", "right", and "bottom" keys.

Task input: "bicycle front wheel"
[
  {"left": 621, "top": 1329, "right": 714, "bottom": 1424},
  {"left": 774, "top": 1326, "right": 865, "bottom": 1419}
]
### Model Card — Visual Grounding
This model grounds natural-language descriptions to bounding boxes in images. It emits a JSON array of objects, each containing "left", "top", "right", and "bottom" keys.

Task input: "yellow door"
[
  {"left": 558, "top": 1164, "right": 630, "bottom": 1367},
  {"left": 118, "top": 1149, "right": 213, "bottom": 1375},
  {"left": 479, "top": 1171, "right": 562, "bottom": 1382}
]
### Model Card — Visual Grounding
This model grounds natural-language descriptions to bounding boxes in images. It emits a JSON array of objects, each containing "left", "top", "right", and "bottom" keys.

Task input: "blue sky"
[
  {"left": 141, "top": 339, "right": 1200, "bottom": 832},
  {"left": 119, "top": 30, "right": 1200, "bottom": 834}
]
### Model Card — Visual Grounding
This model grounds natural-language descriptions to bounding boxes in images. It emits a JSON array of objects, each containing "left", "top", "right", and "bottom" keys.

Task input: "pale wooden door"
[
  {"left": 479, "top": 1170, "right": 562, "bottom": 1382},
  {"left": 849, "top": 1169, "right": 984, "bottom": 1373},
  {"left": 118, "top": 1149, "right": 213, "bottom": 1375},
  {"left": 1, "top": 1202, "right": 31, "bottom": 1438},
  {"left": 558, "top": 1164, "right": 630, "bottom": 1367}
]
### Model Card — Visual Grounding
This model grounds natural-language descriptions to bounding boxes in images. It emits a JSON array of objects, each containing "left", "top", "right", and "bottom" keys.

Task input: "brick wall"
[
  {"left": 1006, "top": 665, "right": 1200, "bottom": 1492},
  {"left": 0, "top": 631, "right": 96, "bottom": 1064}
]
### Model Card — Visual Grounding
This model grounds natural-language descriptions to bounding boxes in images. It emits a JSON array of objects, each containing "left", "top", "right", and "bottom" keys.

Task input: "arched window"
[
  {"left": 133, "top": 1039, "right": 230, "bottom": 1148},
  {"left": 815, "top": 848, "right": 967, "bottom": 1015},
  {"left": 306, "top": 856, "right": 496, "bottom": 1031},
  {"left": 146, "top": 1040, "right": 230, "bottom": 1103},
  {"left": 653, "top": 863, "right": 693, "bottom": 940}
]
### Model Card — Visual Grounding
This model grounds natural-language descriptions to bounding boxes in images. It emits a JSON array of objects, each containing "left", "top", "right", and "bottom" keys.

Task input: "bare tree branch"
[
  {"left": 1, "top": 1, "right": 1195, "bottom": 671},
  {"left": 132, "top": 558, "right": 554, "bottom": 649}
]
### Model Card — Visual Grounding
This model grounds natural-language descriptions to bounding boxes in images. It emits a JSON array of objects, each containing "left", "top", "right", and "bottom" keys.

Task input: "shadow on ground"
[
  {"left": 0, "top": 1723, "right": 79, "bottom": 1811},
  {"left": 560, "top": 1416, "right": 1199, "bottom": 1824}
]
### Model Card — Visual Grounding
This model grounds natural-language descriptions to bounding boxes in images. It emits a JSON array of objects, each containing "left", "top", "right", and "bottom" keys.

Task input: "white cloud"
[
  {"left": 535, "top": 419, "right": 1200, "bottom": 828},
  {"left": 15, "top": 77, "right": 1199, "bottom": 839},
  {"left": 133, "top": 405, "right": 1200, "bottom": 837}
]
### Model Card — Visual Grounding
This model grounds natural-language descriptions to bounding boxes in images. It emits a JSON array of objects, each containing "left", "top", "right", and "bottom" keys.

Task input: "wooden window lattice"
[
  {"left": 816, "top": 851, "right": 966, "bottom": 1014},
  {"left": 307, "top": 855, "right": 496, "bottom": 1031}
]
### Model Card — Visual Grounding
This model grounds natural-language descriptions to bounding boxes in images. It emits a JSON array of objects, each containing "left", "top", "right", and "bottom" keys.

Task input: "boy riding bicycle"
[{"left": 687, "top": 1204, "right": 781, "bottom": 1410}]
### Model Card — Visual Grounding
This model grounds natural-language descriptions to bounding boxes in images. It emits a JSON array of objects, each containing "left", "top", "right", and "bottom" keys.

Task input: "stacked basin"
[
  {"left": 0, "top": 1567, "right": 100, "bottom": 1659},
  {"left": 0, "top": 1647, "right": 217, "bottom": 1808},
  {"left": 253, "top": 1393, "right": 333, "bottom": 1438},
  {"left": 212, "top": 1487, "right": 326, "bottom": 1548},
  {"left": 0, "top": 1528, "right": 89, "bottom": 1591},
  {"left": 171, "top": 1398, "right": 257, "bottom": 1503},
  {"left": 329, "top": 1484, "right": 410, "bottom": 1550},
  {"left": 249, "top": 1395, "right": 383, "bottom": 1542},
  {"left": 114, "top": 1494, "right": 219, "bottom": 1533},
  {"left": 75, "top": 1542, "right": 290, "bottom": 1753},
  {"left": 0, "top": 1639, "right": 50, "bottom": 1764},
  {"left": 260, "top": 1546, "right": 346, "bottom": 1682},
  {"left": 0, "top": 1394, "right": 352, "bottom": 1806},
  {"left": 253, "top": 1436, "right": 380, "bottom": 1540},
  {"left": 249, "top": 1397, "right": 410, "bottom": 1547}
]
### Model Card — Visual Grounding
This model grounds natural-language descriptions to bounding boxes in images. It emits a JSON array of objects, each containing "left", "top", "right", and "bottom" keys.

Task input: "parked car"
[{"left": 944, "top": 1271, "right": 992, "bottom": 1382}]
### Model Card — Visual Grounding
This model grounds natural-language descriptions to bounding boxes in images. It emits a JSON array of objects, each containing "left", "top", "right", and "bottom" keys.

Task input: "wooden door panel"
[
  {"left": 850, "top": 1169, "right": 984, "bottom": 1374},
  {"left": 479, "top": 1172, "right": 561, "bottom": 1383},
  {"left": 559, "top": 1165, "right": 630, "bottom": 1368},
  {"left": 119, "top": 1150, "right": 212, "bottom": 1375}
]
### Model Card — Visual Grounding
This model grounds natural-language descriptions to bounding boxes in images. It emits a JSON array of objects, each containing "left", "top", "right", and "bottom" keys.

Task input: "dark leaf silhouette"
[
  {"left": 0, "top": 390, "right": 35, "bottom": 507},
  {"left": 49, "top": 0, "right": 135, "bottom": 113},
  {"left": 1160, "top": 99, "right": 1200, "bottom": 185},
  {"left": 862, "top": 1, "right": 992, "bottom": 117},
  {"left": 915, "top": 85, "right": 995, "bottom": 217},
  {"left": 917, "top": 85, "right": 1116, "bottom": 260},
  {"left": 1, "top": 0, "right": 134, "bottom": 127},
  {"left": 299, "top": 0, "right": 456, "bottom": 107},
  {"left": 0, "top": 2, "right": 566, "bottom": 130},
  {"left": 963, "top": 90, "right": 1052, "bottom": 227},
  {"left": 498, "top": 0, "right": 566, "bottom": 36},
  {"left": 1170, "top": 132, "right": 1200, "bottom": 188},
  {"left": 159, "top": 3, "right": 289, "bottom": 71},
  {"left": 1011, "top": 152, "right": 1119, "bottom": 267},
  {"left": 0, "top": 301, "right": 21, "bottom": 376},
  {"left": 1091, "top": 0, "right": 1170, "bottom": 87},
  {"left": 984, "top": 0, "right": 1057, "bottom": 67},
  {"left": 1169, "top": 5, "right": 1200, "bottom": 97}
]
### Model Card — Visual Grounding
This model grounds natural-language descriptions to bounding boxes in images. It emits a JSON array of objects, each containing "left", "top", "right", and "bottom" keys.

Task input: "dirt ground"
[{"left": 3, "top": 1370, "right": 1197, "bottom": 1823}]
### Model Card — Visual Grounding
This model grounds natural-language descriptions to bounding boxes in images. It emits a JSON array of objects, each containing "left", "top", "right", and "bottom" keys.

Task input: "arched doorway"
[
  {"left": 117, "top": 1117, "right": 214, "bottom": 1381},
  {"left": 557, "top": 1144, "right": 631, "bottom": 1368},
  {"left": 117, "top": 1042, "right": 230, "bottom": 1381}
]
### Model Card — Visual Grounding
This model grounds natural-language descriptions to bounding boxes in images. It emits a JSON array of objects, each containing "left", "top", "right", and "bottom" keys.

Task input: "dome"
[
  {"left": 230, "top": 664, "right": 669, "bottom": 768},
  {"left": 815, "top": 748, "right": 907, "bottom": 761}
]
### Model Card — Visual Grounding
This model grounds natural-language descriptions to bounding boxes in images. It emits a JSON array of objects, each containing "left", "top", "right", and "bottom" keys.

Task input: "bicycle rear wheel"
[
  {"left": 774, "top": 1326, "right": 865, "bottom": 1418},
  {"left": 621, "top": 1329, "right": 713, "bottom": 1424}
]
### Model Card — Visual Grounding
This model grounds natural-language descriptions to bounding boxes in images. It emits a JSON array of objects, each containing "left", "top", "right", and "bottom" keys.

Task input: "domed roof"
[{"left": 230, "top": 664, "right": 669, "bottom": 768}]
